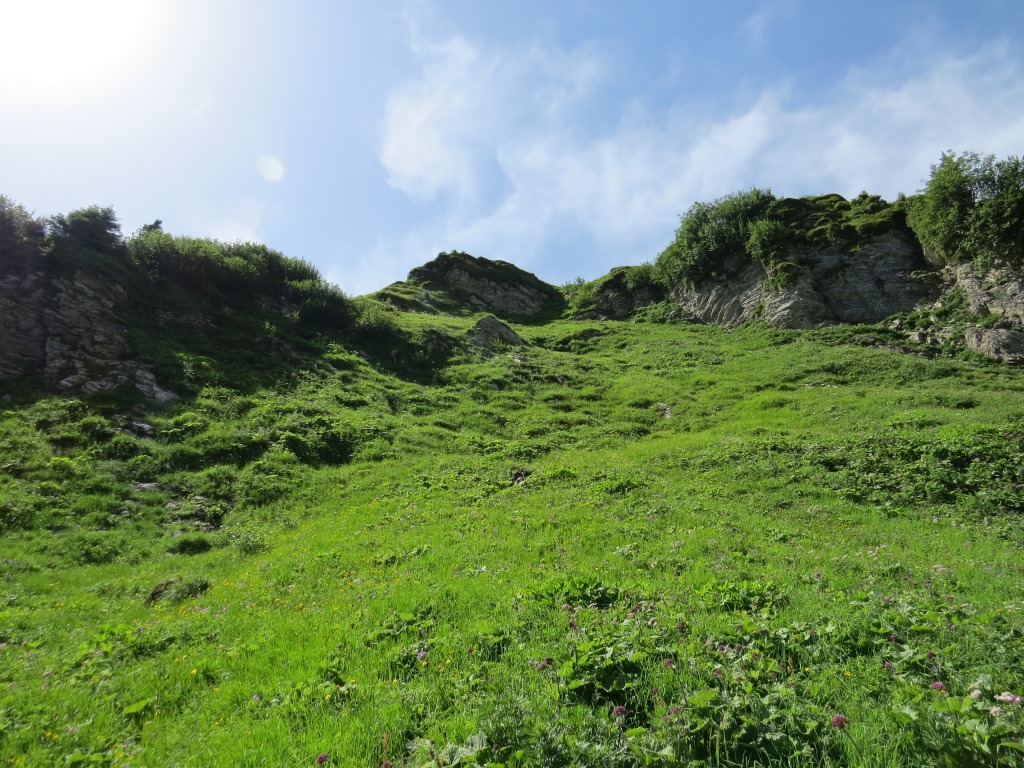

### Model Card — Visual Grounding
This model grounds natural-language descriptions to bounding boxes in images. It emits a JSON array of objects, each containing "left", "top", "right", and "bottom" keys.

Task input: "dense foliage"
[
  {"left": 655, "top": 188, "right": 776, "bottom": 286},
  {"left": 908, "top": 151, "right": 1024, "bottom": 268}
]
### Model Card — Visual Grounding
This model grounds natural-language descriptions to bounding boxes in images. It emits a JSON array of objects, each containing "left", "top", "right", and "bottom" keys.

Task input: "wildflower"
[
  {"left": 970, "top": 689, "right": 983, "bottom": 700},
  {"left": 467, "top": 647, "right": 474, "bottom": 655},
  {"left": 995, "top": 692, "right": 1022, "bottom": 704},
  {"left": 663, "top": 658, "right": 675, "bottom": 669},
  {"left": 883, "top": 662, "right": 893, "bottom": 670},
  {"left": 317, "top": 755, "right": 329, "bottom": 766},
  {"left": 612, "top": 706, "right": 627, "bottom": 718},
  {"left": 930, "top": 682, "right": 946, "bottom": 692},
  {"left": 926, "top": 650, "right": 936, "bottom": 659},
  {"left": 382, "top": 762, "right": 393, "bottom": 768},
  {"left": 651, "top": 686, "right": 659, "bottom": 695},
  {"left": 416, "top": 651, "right": 427, "bottom": 660},
  {"left": 831, "top": 715, "right": 848, "bottom": 730},
  {"left": 991, "top": 707, "right": 1004, "bottom": 717}
]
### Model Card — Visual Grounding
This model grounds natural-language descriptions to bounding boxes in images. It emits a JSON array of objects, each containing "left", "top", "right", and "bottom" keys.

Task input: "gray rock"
[
  {"left": 129, "top": 421, "right": 156, "bottom": 438},
  {"left": 964, "top": 326, "right": 1024, "bottom": 364},
  {"left": 468, "top": 316, "right": 527, "bottom": 353}
]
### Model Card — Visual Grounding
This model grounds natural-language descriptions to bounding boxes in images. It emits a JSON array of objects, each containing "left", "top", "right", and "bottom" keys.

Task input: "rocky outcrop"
[
  {"left": 669, "top": 230, "right": 941, "bottom": 328},
  {"left": 952, "top": 263, "right": 1024, "bottom": 323},
  {"left": 468, "top": 316, "right": 527, "bottom": 353},
  {"left": 408, "top": 252, "right": 565, "bottom": 318},
  {"left": 964, "top": 326, "right": 1024, "bottom": 364},
  {"left": 0, "top": 268, "right": 176, "bottom": 401}
]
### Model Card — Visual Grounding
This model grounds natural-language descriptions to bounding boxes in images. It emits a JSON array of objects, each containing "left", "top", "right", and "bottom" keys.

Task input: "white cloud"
[{"left": 368, "top": 30, "right": 1024, "bottom": 293}]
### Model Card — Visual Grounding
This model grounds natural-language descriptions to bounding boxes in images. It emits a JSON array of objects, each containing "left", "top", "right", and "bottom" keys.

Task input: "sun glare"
[{"left": 0, "top": 0, "right": 161, "bottom": 97}]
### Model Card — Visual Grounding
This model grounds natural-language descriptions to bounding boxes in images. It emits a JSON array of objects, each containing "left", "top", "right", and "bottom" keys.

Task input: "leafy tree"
[{"left": 908, "top": 151, "right": 1024, "bottom": 268}]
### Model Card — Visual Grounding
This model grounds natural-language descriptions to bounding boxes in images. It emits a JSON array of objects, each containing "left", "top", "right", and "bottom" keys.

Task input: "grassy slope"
[{"left": 1, "top": 312, "right": 1024, "bottom": 766}]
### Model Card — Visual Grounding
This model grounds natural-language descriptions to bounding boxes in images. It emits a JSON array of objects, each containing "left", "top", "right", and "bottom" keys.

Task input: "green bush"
[
  {"left": 167, "top": 534, "right": 214, "bottom": 555},
  {"left": 745, "top": 218, "right": 793, "bottom": 287},
  {"left": 656, "top": 188, "right": 775, "bottom": 286}
]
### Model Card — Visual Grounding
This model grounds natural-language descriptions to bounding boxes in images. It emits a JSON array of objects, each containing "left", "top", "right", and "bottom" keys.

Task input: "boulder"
[
  {"left": 964, "top": 326, "right": 1024, "bottom": 365},
  {"left": 468, "top": 316, "right": 527, "bottom": 353}
]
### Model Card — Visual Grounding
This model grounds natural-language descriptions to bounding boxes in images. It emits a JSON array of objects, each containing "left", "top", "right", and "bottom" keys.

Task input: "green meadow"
[{"left": 2, "top": 311, "right": 1023, "bottom": 766}]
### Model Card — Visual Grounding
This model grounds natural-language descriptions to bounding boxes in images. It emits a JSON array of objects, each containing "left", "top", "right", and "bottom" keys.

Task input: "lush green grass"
[{"left": 1, "top": 316, "right": 1023, "bottom": 767}]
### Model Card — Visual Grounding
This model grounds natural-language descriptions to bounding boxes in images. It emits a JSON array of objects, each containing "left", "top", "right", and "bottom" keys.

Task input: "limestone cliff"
[
  {"left": 667, "top": 230, "right": 941, "bottom": 328},
  {"left": 0, "top": 266, "right": 175, "bottom": 401}
]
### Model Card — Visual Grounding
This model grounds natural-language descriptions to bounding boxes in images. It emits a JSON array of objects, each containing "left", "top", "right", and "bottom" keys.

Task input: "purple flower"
[
  {"left": 926, "top": 650, "right": 936, "bottom": 659},
  {"left": 612, "top": 706, "right": 627, "bottom": 718},
  {"left": 416, "top": 651, "right": 427, "bottom": 660},
  {"left": 382, "top": 761, "right": 393, "bottom": 768},
  {"left": 663, "top": 658, "right": 676, "bottom": 668},
  {"left": 317, "top": 755, "right": 329, "bottom": 766},
  {"left": 832, "top": 714, "right": 848, "bottom": 730},
  {"left": 883, "top": 661, "right": 893, "bottom": 670},
  {"left": 930, "top": 682, "right": 946, "bottom": 692}
]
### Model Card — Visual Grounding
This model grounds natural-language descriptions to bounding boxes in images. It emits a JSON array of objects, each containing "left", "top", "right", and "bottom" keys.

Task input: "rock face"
[
  {"left": 409, "top": 252, "right": 565, "bottom": 318},
  {"left": 669, "top": 231, "right": 941, "bottom": 328},
  {"left": 0, "top": 267, "right": 176, "bottom": 401},
  {"left": 588, "top": 269, "right": 665, "bottom": 320}
]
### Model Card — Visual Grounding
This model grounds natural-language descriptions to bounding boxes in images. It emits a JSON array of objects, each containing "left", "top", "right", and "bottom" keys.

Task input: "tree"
[{"left": 908, "top": 151, "right": 1024, "bottom": 267}]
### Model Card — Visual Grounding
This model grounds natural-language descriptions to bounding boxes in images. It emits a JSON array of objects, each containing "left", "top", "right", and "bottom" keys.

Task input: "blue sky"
[{"left": 2, "top": 1, "right": 1023, "bottom": 294}]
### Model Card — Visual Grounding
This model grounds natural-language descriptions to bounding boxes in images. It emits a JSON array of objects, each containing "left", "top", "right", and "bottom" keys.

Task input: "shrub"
[
  {"left": 656, "top": 188, "right": 775, "bottom": 286},
  {"left": 167, "top": 534, "right": 213, "bottom": 555}
]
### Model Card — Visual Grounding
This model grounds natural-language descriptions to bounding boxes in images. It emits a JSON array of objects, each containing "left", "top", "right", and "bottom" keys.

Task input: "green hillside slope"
[{"left": 2, "top": 311, "right": 1023, "bottom": 766}]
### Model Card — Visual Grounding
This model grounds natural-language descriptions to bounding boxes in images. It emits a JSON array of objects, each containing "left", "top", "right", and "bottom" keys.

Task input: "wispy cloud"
[
  {"left": 365, "top": 29, "right": 1024, "bottom": 294},
  {"left": 743, "top": 1, "right": 794, "bottom": 46}
]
